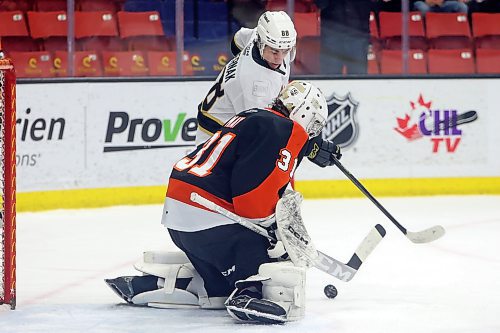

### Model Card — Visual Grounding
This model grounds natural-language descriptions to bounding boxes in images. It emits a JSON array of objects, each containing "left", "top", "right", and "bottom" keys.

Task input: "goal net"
[{"left": 0, "top": 57, "right": 16, "bottom": 310}]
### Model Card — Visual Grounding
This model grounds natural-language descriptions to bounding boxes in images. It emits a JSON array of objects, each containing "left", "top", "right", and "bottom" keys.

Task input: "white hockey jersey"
[{"left": 195, "top": 28, "right": 291, "bottom": 144}]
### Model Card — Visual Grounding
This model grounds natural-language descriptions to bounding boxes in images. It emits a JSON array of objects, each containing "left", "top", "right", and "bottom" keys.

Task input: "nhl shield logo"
[{"left": 322, "top": 92, "right": 359, "bottom": 148}]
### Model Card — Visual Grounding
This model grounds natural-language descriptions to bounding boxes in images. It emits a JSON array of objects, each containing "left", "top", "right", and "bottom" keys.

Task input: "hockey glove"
[{"left": 306, "top": 136, "right": 342, "bottom": 168}]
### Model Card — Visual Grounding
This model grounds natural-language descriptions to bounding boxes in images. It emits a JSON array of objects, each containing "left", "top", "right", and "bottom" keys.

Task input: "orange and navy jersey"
[{"left": 162, "top": 108, "right": 309, "bottom": 232}]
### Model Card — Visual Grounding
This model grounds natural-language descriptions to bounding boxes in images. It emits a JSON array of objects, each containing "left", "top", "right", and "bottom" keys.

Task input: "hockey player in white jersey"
[{"left": 196, "top": 11, "right": 297, "bottom": 145}]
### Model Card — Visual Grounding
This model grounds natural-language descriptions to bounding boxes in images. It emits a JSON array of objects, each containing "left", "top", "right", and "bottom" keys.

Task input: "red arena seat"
[
  {"left": 52, "top": 50, "right": 104, "bottom": 77},
  {"left": 34, "top": 0, "right": 67, "bottom": 11},
  {"left": 378, "top": 11, "right": 427, "bottom": 50},
  {"left": 472, "top": 13, "right": 500, "bottom": 49},
  {"left": 9, "top": 51, "right": 54, "bottom": 77},
  {"left": 475, "top": 49, "right": 500, "bottom": 74},
  {"left": 426, "top": 12, "right": 472, "bottom": 49},
  {"left": 101, "top": 50, "right": 149, "bottom": 76},
  {"left": 27, "top": 10, "right": 68, "bottom": 50},
  {"left": 294, "top": 11, "right": 320, "bottom": 38},
  {"left": 0, "top": 11, "right": 29, "bottom": 36},
  {"left": 77, "top": 0, "right": 121, "bottom": 12},
  {"left": 75, "top": 11, "right": 123, "bottom": 51},
  {"left": 27, "top": 11, "right": 67, "bottom": 39},
  {"left": 427, "top": 49, "right": 474, "bottom": 74},
  {"left": 380, "top": 49, "right": 427, "bottom": 74},
  {"left": 0, "top": 11, "right": 38, "bottom": 52},
  {"left": 117, "top": 11, "right": 171, "bottom": 51},
  {"left": 147, "top": 51, "right": 193, "bottom": 76},
  {"left": 0, "top": 0, "right": 33, "bottom": 11}
]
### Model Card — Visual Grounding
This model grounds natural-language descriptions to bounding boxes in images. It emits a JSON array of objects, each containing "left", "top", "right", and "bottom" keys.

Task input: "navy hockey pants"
[{"left": 168, "top": 223, "right": 273, "bottom": 298}]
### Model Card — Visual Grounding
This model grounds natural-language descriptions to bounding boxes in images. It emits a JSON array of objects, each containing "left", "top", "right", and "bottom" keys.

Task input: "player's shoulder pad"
[{"left": 234, "top": 27, "right": 255, "bottom": 49}]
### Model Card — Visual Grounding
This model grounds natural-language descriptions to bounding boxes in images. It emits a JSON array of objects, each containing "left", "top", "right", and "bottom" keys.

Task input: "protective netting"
[
  {"left": 0, "top": 67, "right": 6, "bottom": 301},
  {"left": 0, "top": 58, "right": 17, "bottom": 309}
]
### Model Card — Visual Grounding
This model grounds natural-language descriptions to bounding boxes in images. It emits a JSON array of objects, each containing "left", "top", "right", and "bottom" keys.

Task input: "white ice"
[{"left": 2, "top": 195, "right": 500, "bottom": 333}]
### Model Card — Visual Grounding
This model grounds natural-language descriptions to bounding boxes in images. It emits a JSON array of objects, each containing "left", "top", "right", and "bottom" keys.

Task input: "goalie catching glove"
[{"left": 306, "top": 136, "right": 342, "bottom": 167}]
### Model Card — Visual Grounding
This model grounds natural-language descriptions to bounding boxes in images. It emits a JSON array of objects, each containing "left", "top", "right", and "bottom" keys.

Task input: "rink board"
[{"left": 15, "top": 78, "right": 500, "bottom": 211}]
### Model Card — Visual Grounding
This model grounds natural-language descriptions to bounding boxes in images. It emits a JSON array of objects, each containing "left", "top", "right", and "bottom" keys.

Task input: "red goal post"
[{"left": 0, "top": 56, "right": 16, "bottom": 310}]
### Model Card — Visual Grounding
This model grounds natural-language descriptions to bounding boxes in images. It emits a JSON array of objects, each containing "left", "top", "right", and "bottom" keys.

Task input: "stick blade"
[
  {"left": 314, "top": 224, "right": 386, "bottom": 282},
  {"left": 407, "top": 225, "right": 446, "bottom": 243},
  {"left": 351, "top": 224, "right": 386, "bottom": 264}
]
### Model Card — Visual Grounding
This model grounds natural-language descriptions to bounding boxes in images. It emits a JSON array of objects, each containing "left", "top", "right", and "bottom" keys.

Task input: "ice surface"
[{"left": 2, "top": 195, "right": 500, "bottom": 333}]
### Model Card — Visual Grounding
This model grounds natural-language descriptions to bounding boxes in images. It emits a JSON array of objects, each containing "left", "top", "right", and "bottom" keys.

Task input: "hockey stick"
[
  {"left": 331, "top": 157, "right": 445, "bottom": 243},
  {"left": 190, "top": 192, "right": 385, "bottom": 282}
]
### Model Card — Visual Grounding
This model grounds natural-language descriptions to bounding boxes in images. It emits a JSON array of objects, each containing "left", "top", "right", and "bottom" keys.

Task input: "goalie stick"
[
  {"left": 331, "top": 157, "right": 445, "bottom": 244},
  {"left": 190, "top": 192, "right": 386, "bottom": 282}
]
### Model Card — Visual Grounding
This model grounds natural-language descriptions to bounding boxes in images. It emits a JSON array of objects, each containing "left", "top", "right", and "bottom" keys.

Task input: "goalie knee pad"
[
  {"left": 225, "top": 261, "right": 306, "bottom": 323},
  {"left": 132, "top": 251, "right": 225, "bottom": 309}
]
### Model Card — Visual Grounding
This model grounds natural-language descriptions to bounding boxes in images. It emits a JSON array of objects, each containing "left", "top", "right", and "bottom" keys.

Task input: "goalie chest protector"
[{"left": 166, "top": 109, "right": 309, "bottom": 229}]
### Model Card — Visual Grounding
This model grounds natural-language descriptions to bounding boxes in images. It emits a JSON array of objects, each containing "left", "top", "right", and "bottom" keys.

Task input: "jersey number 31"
[{"left": 174, "top": 131, "right": 296, "bottom": 178}]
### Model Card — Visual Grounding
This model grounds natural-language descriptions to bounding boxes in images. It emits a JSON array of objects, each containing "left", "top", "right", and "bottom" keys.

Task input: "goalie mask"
[
  {"left": 256, "top": 11, "right": 297, "bottom": 61},
  {"left": 279, "top": 81, "right": 327, "bottom": 138}
]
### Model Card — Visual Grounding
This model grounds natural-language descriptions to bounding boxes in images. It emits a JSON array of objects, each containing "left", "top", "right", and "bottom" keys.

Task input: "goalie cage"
[{"left": 0, "top": 57, "right": 16, "bottom": 310}]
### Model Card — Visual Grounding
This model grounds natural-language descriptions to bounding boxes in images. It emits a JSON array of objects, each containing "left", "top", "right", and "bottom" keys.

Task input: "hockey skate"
[
  {"left": 104, "top": 276, "right": 136, "bottom": 304},
  {"left": 225, "top": 294, "right": 287, "bottom": 324}
]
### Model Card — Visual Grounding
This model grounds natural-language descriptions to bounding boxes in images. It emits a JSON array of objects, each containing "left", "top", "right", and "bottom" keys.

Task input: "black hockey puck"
[{"left": 324, "top": 284, "right": 338, "bottom": 299}]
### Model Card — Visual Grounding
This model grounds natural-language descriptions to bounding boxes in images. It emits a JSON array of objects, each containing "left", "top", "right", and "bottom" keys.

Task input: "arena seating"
[
  {"left": 0, "top": 0, "right": 32, "bottom": 11},
  {"left": 426, "top": 12, "right": 472, "bottom": 49},
  {"left": 472, "top": 12, "right": 500, "bottom": 49},
  {"left": 9, "top": 51, "right": 53, "bottom": 77},
  {"left": 2, "top": 1, "right": 500, "bottom": 77},
  {"left": 34, "top": 0, "right": 67, "bottom": 11},
  {"left": 380, "top": 49, "right": 427, "bottom": 74},
  {"left": 101, "top": 50, "right": 149, "bottom": 76},
  {"left": 475, "top": 49, "right": 500, "bottom": 74},
  {"left": 74, "top": 11, "right": 123, "bottom": 51},
  {"left": 0, "top": 11, "right": 38, "bottom": 52},
  {"left": 77, "top": 0, "right": 123, "bottom": 12},
  {"left": 184, "top": 39, "right": 230, "bottom": 76},
  {"left": 117, "top": 11, "right": 172, "bottom": 51},
  {"left": 427, "top": 49, "right": 475, "bottom": 74},
  {"left": 148, "top": 51, "right": 193, "bottom": 76},
  {"left": 294, "top": 11, "right": 320, "bottom": 38},
  {"left": 378, "top": 11, "right": 427, "bottom": 50},
  {"left": 52, "top": 50, "right": 104, "bottom": 77},
  {"left": 27, "top": 10, "right": 68, "bottom": 50}
]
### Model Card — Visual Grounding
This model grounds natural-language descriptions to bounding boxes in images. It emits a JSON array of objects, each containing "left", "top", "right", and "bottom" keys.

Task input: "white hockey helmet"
[
  {"left": 256, "top": 11, "right": 297, "bottom": 61},
  {"left": 279, "top": 81, "right": 328, "bottom": 138}
]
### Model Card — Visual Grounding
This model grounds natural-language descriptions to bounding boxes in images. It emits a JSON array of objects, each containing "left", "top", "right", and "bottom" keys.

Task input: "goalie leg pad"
[
  {"left": 225, "top": 261, "right": 306, "bottom": 323},
  {"left": 259, "top": 261, "right": 306, "bottom": 321},
  {"left": 131, "top": 251, "right": 225, "bottom": 309}
]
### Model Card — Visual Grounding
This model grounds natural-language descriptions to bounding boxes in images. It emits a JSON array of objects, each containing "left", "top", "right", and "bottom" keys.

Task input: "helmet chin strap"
[{"left": 256, "top": 36, "right": 296, "bottom": 64}]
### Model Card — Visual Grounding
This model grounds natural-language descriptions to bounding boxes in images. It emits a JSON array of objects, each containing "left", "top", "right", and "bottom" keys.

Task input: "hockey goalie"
[{"left": 105, "top": 80, "right": 344, "bottom": 324}]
